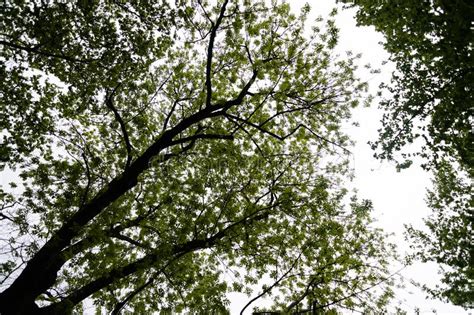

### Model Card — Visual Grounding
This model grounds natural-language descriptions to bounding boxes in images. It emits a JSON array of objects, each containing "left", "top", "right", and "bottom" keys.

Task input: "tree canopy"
[
  {"left": 347, "top": 0, "right": 473, "bottom": 308},
  {"left": 0, "top": 1, "right": 397, "bottom": 314}
]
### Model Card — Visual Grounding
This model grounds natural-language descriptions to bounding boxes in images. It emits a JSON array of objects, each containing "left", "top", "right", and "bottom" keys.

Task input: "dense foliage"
[
  {"left": 1, "top": 1, "right": 397, "bottom": 314},
  {"left": 406, "top": 161, "right": 473, "bottom": 307},
  {"left": 347, "top": 0, "right": 473, "bottom": 308}
]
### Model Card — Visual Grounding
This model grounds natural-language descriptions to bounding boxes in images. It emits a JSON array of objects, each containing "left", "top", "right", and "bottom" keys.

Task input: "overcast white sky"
[{"left": 229, "top": 1, "right": 471, "bottom": 314}]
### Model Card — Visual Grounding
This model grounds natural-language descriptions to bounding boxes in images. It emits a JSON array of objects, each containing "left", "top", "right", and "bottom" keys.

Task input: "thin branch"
[
  {"left": 0, "top": 212, "right": 15, "bottom": 223},
  {"left": 111, "top": 233, "right": 151, "bottom": 250},
  {"left": 111, "top": 277, "right": 155, "bottom": 315},
  {"left": 225, "top": 113, "right": 351, "bottom": 153},
  {"left": 258, "top": 96, "right": 333, "bottom": 127},
  {"left": 229, "top": 118, "right": 266, "bottom": 157},
  {"left": 79, "top": 152, "right": 91, "bottom": 209},
  {"left": 0, "top": 261, "right": 25, "bottom": 286},
  {"left": 240, "top": 251, "right": 304, "bottom": 315},
  {"left": 62, "top": 203, "right": 162, "bottom": 258},
  {"left": 110, "top": 258, "right": 180, "bottom": 315},
  {"left": 163, "top": 270, "right": 188, "bottom": 308},
  {"left": 243, "top": 43, "right": 254, "bottom": 65},
  {"left": 170, "top": 133, "right": 234, "bottom": 146},
  {"left": 182, "top": 5, "right": 212, "bottom": 42},
  {"left": 286, "top": 276, "right": 321, "bottom": 311},
  {"left": 219, "top": 70, "right": 258, "bottom": 110},
  {"left": 197, "top": 0, "right": 213, "bottom": 24},
  {"left": 105, "top": 84, "right": 133, "bottom": 169},
  {"left": 205, "top": 0, "right": 229, "bottom": 107},
  {"left": 162, "top": 99, "right": 179, "bottom": 132},
  {"left": 314, "top": 267, "right": 405, "bottom": 311},
  {"left": 243, "top": 64, "right": 288, "bottom": 121}
]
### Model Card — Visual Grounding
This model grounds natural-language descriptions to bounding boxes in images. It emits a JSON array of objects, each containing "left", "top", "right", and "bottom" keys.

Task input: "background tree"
[
  {"left": 1, "top": 1, "right": 397, "bottom": 314},
  {"left": 345, "top": 0, "right": 474, "bottom": 308}
]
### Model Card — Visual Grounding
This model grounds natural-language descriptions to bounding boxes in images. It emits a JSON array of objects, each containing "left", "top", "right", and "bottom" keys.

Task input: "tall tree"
[
  {"left": 346, "top": 0, "right": 474, "bottom": 308},
  {"left": 1, "top": 1, "right": 396, "bottom": 314}
]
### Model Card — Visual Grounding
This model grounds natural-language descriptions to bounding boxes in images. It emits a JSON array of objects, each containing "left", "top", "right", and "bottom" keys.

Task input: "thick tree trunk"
[{"left": 0, "top": 297, "right": 39, "bottom": 315}]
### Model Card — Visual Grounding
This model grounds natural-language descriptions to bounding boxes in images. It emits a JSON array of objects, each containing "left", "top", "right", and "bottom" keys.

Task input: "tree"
[
  {"left": 345, "top": 0, "right": 474, "bottom": 308},
  {"left": 406, "top": 161, "right": 473, "bottom": 307},
  {"left": 0, "top": 1, "right": 396, "bottom": 314}
]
